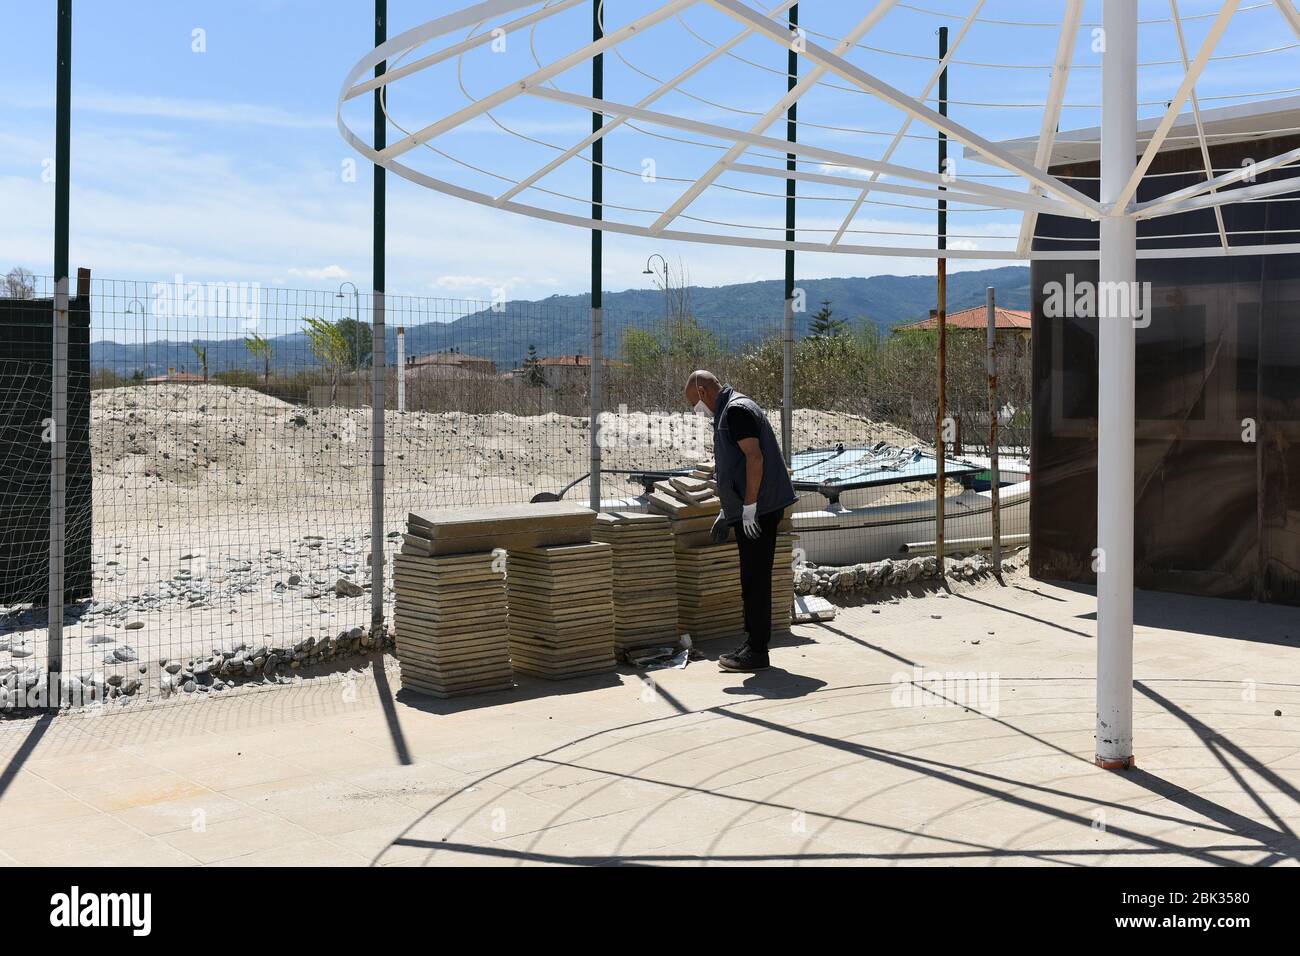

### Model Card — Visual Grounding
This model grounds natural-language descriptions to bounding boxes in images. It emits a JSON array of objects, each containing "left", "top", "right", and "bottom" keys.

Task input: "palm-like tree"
[
  {"left": 191, "top": 343, "right": 209, "bottom": 383},
  {"left": 304, "top": 317, "right": 352, "bottom": 404},
  {"left": 244, "top": 333, "right": 273, "bottom": 385}
]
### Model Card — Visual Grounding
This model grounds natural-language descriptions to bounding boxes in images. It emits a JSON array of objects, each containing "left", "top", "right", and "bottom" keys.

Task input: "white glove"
[{"left": 741, "top": 503, "right": 760, "bottom": 539}]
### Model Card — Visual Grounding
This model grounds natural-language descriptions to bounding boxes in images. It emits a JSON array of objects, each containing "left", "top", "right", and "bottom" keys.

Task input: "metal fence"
[{"left": 0, "top": 274, "right": 1025, "bottom": 710}]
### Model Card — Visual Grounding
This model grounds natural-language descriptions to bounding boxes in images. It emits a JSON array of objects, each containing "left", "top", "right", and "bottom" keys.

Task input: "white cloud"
[
  {"left": 288, "top": 265, "right": 350, "bottom": 280},
  {"left": 0, "top": 88, "right": 333, "bottom": 130}
]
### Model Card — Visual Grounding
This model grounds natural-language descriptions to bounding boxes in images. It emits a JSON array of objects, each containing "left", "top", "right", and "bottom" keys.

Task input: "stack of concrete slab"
[
  {"left": 392, "top": 503, "right": 600, "bottom": 697},
  {"left": 506, "top": 542, "right": 616, "bottom": 679},
  {"left": 672, "top": 541, "right": 744, "bottom": 642},
  {"left": 402, "top": 502, "right": 596, "bottom": 556},
  {"left": 642, "top": 464, "right": 743, "bottom": 643},
  {"left": 594, "top": 511, "right": 679, "bottom": 656},
  {"left": 392, "top": 551, "right": 513, "bottom": 698},
  {"left": 646, "top": 470, "right": 727, "bottom": 545},
  {"left": 645, "top": 469, "right": 719, "bottom": 516}
]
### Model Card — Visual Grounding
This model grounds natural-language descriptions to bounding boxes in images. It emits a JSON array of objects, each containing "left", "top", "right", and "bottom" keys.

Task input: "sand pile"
[{"left": 89, "top": 384, "right": 920, "bottom": 528}]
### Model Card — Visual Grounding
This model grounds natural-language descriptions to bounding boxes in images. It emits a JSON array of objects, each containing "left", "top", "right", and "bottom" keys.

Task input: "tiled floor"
[{"left": 2, "top": 575, "right": 1298, "bottom": 866}]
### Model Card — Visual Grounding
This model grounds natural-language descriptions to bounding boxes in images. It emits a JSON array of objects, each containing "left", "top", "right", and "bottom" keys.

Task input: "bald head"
[{"left": 685, "top": 370, "right": 721, "bottom": 412}]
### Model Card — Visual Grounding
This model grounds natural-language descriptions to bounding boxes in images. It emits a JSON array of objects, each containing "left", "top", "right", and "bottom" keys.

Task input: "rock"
[
  {"left": 334, "top": 578, "right": 365, "bottom": 597},
  {"left": 182, "top": 680, "right": 195, "bottom": 694},
  {"left": 86, "top": 634, "right": 115, "bottom": 645},
  {"left": 124, "top": 620, "right": 144, "bottom": 630},
  {"left": 122, "top": 679, "right": 141, "bottom": 695}
]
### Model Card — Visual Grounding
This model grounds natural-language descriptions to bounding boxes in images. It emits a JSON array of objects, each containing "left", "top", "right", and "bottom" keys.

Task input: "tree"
[
  {"left": 523, "top": 344, "right": 546, "bottom": 389},
  {"left": 335, "top": 317, "right": 373, "bottom": 371},
  {"left": 191, "top": 343, "right": 209, "bottom": 383},
  {"left": 304, "top": 317, "right": 353, "bottom": 403},
  {"left": 244, "top": 332, "right": 273, "bottom": 384},
  {"left": 2, "top": 267, "right": 36, "bottom": 299},
  {"left": 809, "top": 299, "right": 845, "bottom": 338},
  {"left": 621, "top": 327, "right": 663, "bottom": 374}
]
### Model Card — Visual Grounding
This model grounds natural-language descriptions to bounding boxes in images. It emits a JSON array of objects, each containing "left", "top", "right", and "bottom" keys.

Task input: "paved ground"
[{"left": 2, "top": 575, "right": 1298, "bottom": 866}]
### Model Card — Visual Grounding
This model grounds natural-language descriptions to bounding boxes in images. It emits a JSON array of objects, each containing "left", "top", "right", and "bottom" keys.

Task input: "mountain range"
[{"left": 90, "top": 265, "right": 1031, "bottom": 375}]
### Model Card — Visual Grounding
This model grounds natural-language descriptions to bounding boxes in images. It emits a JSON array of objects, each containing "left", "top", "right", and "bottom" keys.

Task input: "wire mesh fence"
[{"left": 0, "top": 273, "right": 1026, "bottom": 711}]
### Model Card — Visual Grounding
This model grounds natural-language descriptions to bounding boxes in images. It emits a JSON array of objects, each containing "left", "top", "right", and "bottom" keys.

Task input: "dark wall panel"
[
  {"left": 1031, "top": 136, "right": 1300, "bottom": 606},
  {"left": 0, "top": 293, "right": 93, "bottom": 604}
]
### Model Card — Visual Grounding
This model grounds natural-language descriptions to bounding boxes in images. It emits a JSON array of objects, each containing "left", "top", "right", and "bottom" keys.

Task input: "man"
[{"left": 686, "top": 370, "right": 797, "bottom": 672}]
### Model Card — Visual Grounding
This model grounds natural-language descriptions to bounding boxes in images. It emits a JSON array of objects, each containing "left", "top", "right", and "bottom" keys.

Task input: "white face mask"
[{"left": 693, "top": 400, "right": 712, "bottom": 419}]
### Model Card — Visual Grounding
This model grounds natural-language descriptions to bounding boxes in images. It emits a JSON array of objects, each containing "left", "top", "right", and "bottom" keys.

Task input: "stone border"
[{"left": 794, "top": 549, "right": 1030, "bottom": 601}]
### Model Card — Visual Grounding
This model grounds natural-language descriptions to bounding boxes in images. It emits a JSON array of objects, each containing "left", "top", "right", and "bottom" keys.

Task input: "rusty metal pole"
[{"left": 987, "top": 286, "right": 1001, "bottom": 575}]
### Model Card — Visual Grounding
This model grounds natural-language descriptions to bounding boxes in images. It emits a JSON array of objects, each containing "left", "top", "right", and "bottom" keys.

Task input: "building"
[
  {"left": 405, "top": 349, "right": 497, "bottom": 380},
  {"left": 990, "top": 96, "right": 1300, "bottom": 606},
  {"left": 527, "top": 354, "right": 627, "bottom": 390},
  {"left": 895, "top": 304, "right": 1031, "bottom": 348}
]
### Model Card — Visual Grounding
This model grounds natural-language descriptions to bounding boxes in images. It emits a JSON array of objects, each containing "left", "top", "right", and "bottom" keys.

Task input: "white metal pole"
[
  {"left": 396, "top": 326, "right": 406, "bottom": 413},
  {"left": 49, "top": 277, "right": 68, "bottom": 682},
  {"left": 1096, "top": 0, "right": 1137, "bottom": 769}
]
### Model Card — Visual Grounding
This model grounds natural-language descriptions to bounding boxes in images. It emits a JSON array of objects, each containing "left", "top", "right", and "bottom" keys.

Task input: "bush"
[{"left": 213, "top": 369, "right": 260, "bottom": 389}]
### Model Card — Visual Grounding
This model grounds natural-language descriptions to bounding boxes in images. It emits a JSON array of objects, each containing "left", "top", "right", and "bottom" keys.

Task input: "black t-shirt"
[{"left": 722, "top": 403, "right": 760, "bottom": 443}]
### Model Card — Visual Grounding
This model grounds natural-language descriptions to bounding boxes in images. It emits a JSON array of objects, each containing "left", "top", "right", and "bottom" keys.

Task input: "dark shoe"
[{"left": 719, "top": 645, "right": 769, "bottom": 672}]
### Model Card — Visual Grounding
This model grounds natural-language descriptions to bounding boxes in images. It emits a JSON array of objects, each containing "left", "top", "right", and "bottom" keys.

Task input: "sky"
[{"left": 1, "top": 0, "right": 1293, "bottom": 308}]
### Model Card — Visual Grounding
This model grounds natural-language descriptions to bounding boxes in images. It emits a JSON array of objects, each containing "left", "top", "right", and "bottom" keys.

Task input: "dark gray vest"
[{"left": 712, "top": 386, "right": 798, "bottom": 522}]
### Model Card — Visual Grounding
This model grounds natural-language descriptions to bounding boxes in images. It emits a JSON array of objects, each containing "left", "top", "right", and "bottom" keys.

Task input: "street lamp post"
[
  {"left": 336, "top": 281, "right": 362, "bottom": 392},
  {"left": 336, "top": 280, "right": 360, "bottom": 321},
  {"left": 643, "top": 254, "right": 669, "bottom": 298},
  {"left": 124, "top": 298, "right": 147, "bottom": 379}
]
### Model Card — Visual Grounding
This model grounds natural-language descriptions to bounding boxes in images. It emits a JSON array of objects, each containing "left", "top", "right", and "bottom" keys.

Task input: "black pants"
[{"left": 734, "top": 507, "right": 784, "bottom": 652}]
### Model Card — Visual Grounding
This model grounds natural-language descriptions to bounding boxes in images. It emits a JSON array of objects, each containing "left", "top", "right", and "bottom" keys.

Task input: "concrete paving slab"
[{"left": 2, "top": 572, "right": 1298, "bottom": 867}]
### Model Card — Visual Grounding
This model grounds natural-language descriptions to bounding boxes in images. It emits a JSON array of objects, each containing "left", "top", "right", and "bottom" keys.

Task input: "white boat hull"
[{"left": 791, "top": 480, "right": 1030, "bottom": 565}]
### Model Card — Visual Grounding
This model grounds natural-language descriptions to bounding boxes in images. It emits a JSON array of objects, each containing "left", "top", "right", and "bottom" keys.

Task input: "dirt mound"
[{"left": 89, "top": 384, "right": 923, "bottom": 528}]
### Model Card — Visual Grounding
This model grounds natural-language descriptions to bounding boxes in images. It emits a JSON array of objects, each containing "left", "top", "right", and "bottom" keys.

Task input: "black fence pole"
[
  {"left": 49, "top": 0, "right": 73, "bottom": 680},
  {"left": 590, "top": 0, "right": 604, "bottom": 511},
  {"left": 370, "top": 0, "right": 387, "bottom": 640},
  {"left": 782, "top": 2, "right": 798, "bottom": 466}
]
